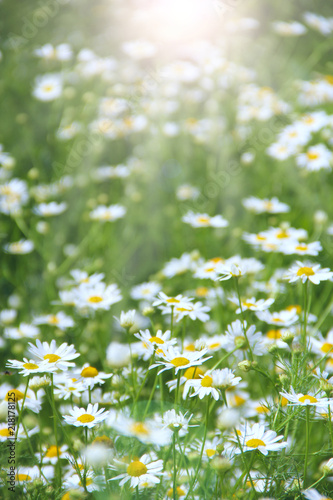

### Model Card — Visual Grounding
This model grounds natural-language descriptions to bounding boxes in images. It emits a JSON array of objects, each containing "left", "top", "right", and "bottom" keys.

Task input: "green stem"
[
  {"left": 304, "top": 405, "right": 310, "bottom": 487},
  {"left": 234, "top": 277, "right": 253, "bottom": 361},
  {"left": 15, "top": 376, "right": 30, "bottom": 440},
  {"left": 143, "top": 368, "right": 158, "bottom": 418},
  {"left": 185, "top": 398, "right": 211, "bottom": 499},
  {"left": 328, "top": 405, "right": 333, "bottom": 453},
  {"left": 302, "top": 281, "right": 309, "bottom": 347},
  {"left": 173, "top": 431, "right": 177, "bottom": 500},
  {"left": 50, "top": 374, "right": 61, "bottom": 486}
]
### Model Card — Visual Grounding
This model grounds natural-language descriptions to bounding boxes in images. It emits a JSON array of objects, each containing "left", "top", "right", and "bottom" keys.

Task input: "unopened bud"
[
  {"left": 211, "top": 456, "right": 232, "bottom": 473},
  {"left": 281, "top": 331, "right": 294, "bottom": 346},
  {"left": 238, "top": 360, "right": 251, "bottom": 372}
]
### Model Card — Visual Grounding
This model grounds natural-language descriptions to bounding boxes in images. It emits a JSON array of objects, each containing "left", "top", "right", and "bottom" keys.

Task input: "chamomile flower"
[
  {"left": 34, "top": 201, "right": 67, "bottom": 216},
  {"left": 36, "top": 444, "right": 69, "bottom": 464},
  {"left": 310, "top": 329, "right": 333, "bottom": 358},
  {"left": 228, "top": 296, "right": 274, "bottom": 313},
  {"left": 256, "top": 309, "right": 299, "bottom": 327},
  {"left": 242, "top": 196, "right": 290, "bottom": 214},
  {"left": 233, "top": 422, "right": 287, "bottom": 455},
  {"left": 28, "top": 339, "right": 80, "bottom": 371},
  {"left": 109, "top": 453, "right": 163, "bottom": 488},
  {"left": 89, "top": 204, "right": 126, "bottom": 222},
  {"left": 284, "top": 261, "right": 333, "bottom": 284},
  {"left": 159, "top": 409, "right": 195, "bottom": 436},
  {"left": 4, "top": 323, "right": 40, "bottom": 339},
  {"left": 296, "top": 144, "right": 332, "bottom": 171},
  {"left": 280, "top": 388, "right": 331, "bottom": 408},
  {"left": 153, "top": 292, "right": 193, "bottom": 308},
  {"left": 33, "top": 311, "right": 74, "bottom": 329},
  {"left": 183, "top": 369, "right": 241, "bottom": 400},
  {"left": 134, "top": 329, "right": 176, "bottom": 359},
  {"left": 303, "top": 489, "right": 333, "bottom": 500},
  {"left": 77, "top": 364, "right": 112, "bottom": 389},
  {"left": 130, "top": 281, "right": 162, "bottom": 301},
  {"left": 150, "top": 346, "right": 212, "bottom": 375},
  {"left": 171, "top": 301, "right": 211, "bottom": 323},
  {"left": 6, "top": 358, "right": 56, "bottom": 376},
  {"left": 63, "top": 403, "right": 109, "bottom": 428},
  {"left": 73, "top": 282, "right": 122, "bottom": 310},
  {"left": 33, "top": 73, "right": 63, "bottom": 101},
  {"left": 3, "top": 239, "right": 34, "bottom": 254},
  {"left": 224, "top": 320, "right": 266, "bottom": 356},
  {"left": 182, "top": 211, "right": 228, "bottom": 228},
  {"left": 0, "top": 423, "right": 38, "bottom": 442}
]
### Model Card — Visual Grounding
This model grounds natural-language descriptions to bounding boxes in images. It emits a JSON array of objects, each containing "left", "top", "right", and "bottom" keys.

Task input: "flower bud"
[{"left": 238, "top": 360, "right": 251, "bottom": 372}]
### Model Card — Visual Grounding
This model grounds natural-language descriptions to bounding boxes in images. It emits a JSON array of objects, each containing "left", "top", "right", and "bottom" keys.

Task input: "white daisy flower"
[
  {"left": 32, "top": 73, "right": 63, "bottom": 101},
  {"left": 0, "top": 423, "right": 38, "bottom": 442},
  {"left": 35, "top": 444, "right": 69, "bottom": 464},
  {"left": 242, "top": 196, "right": 290, "bottom": 214},
  {"left": 284, "top": 261, "right": 333, "bottom": 284},
  {"left": 54, "top": 378, "right": 86, "bottom": 400},
  {"left": 183, "top": 368, "right": 241, "bottom": 400},
  {"left": 73, "top": 282, "right": 122, "bottom": 310},
  {"left": 4, "top": 323, "right": 40, "bottom": 339},
  {"left": 33, "top": 202, "right": 67, "bottom": 216},
  {"left": 3, "top": 239, "right": 34, "bottom": 254},
  {"left": 6, "top": 357, "right": 56, "bottom": 376},
  {"left": 89, "top": 204, "right": 126, "bottom": 222},
  {"left": 280, "top": 388, "right": 331, "bottom": 408},
  {"left": 33, "top": 311, "right": 74, "bottom": 329},
  {"left": 282, "top": 241, "right": 322, "bottom": 256},
  {"left": 159, "top": 409, "right": 195, "bottom": 436},
  {"left": 228, "top": 296, "right": 274, "bottom": 313},
  {"left": 233, "top": 422, "right": 287, "bottom": 456},
  {"left": 182, "top": 211, "right": 228, "bottom": 228},
  {"left": 131, "top": 281, "right": 162, "bottom": 301},
  {"left": 134, "top": 329, "right": 176, "bottom": 359},
  {"left": 150, "top": 346, "right": 212, "bottom": 375},
  {"left": 256, "top": 309, "right": 299, "bottom": 327},
  {"left": 224, "top": 320, "right": 266, "bottom": 356},
  {"left": 303, "top": 488, "right": 332, "bottom": 500},
  {"left": 77, "top": 364, "right": 112, "bottom": 389},
  {"left": 272, "top": 21, "right": 307, "bottom": 36},
  {"left": 297, "top": 143, "right": 332, "bottom": 171},
  {"left": 176, "top": 184, "right": 200, "bottom": 201},
  {"left": 109, "top": 453, "right": 163, "bottom": 488},
  {"left": 63, "top": 403, "right": 109, "bottom": 428},
  {"left": 28, "top": 339, "right": 80, "bottom": 371}
]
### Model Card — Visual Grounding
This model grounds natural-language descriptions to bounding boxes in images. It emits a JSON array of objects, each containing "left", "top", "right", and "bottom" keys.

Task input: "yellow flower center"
[
  {"left": 276, "top": 230, "right": 289, "bottom": 239},
  {"left": 43, "top": 85, "right": 54, "bottom": 92},
  {"left": 81, "top": 366, "right": 98, "bottom": 378},
  {"left": 197, "top": 216, "right": 210, "bottom": 225},
  {"left": 127, "top": 460, "right": 147, "bottom": 477},
  {"left": 130, "top": 422, "right": 149, "bottom": 435},
  {"left": 242, "top": 301, "right": 255, "bottom": 308},
  {"left": 5, "top": 389, "right": 24, "bottom": 401},
  {"left": 88, "top": 295, "right": 103, "bottom": 303},
  {"left": 296, "top": 266, "right": 314, "bottom": 277},
  {"left": 171, "top": 357, "right": 190, "bottom": 367},
  {"left": 206, "top": 449, "right": 216, "bottom": 458},
  {"left": 48, "top": 315, "right": 59, "bottom": 324},
  {"left": 246, "top": 438, "right": 266, "bottom": 448},
  {"left": 286, "top": 304, "right": 301, "bottom": 313},
  {"left": 256, "top": 235, "right": 266, "bottom": 241},
  {"left": 256, "top": 405, "right": 269, "bottom": 414},
  {"left": 77, "top": 414, "right": 95, "bottom": 423},
  {"left": 281, "top": 396, "right": 288, "bottom": 407},
  {"left": 196, "top": 287, "right": 209, "bottom": 297},
  {"left": 166, "top": 298, "right": 180, "bottom": 303},
  {"left": 201, "top": 375, "right": 213, "bottom": 387},
  {"left": 209, "top": 342, "right": 221, "bottom": 349},
  {"left": 175, "top": 307, "right": 192, "bottom": 312},
  {"left": 44, "top": 354, "right": 61, "bottom": 363},
  {"left": 234, "top": 395, "right": 246, "bottom": 406},
  {"left": 298, "top": 395, "right": 317, "bottom": 403},
  {"left": 321, "top": 343, "right": 333, "bottom": 353},
  {"left": 45, "top": 445, "right": 60, "bottom": 458},
  {"left": 16, "top": 474, "right": 32, "bottom": 481},
  {"left": 295, "top": 244, "right": 308, "bottom": 251},
  {"left": 23, "top": 363, "right": 39, "bottom": 370},
  {"left": 149, "top": 336, "right": 164, "bottom": 344},
  {"left": 184, "top": 367, "right": 204, "bottom": 379},
  {"left": 307, "top": 151, "right": 319, "bottom": 160},
  {"left": 167, "top": 487, "right": 186, "bottom": 497},
  {"left": 185, "top": 343, "right": 196, "bottom": 351},
  {"left": 263, "top": 201, "right": 273, "bottom": 210},
  {"left": 266, "top": 329, "right": 281, "bottom": 340},
  {"left": 0, "top": 428, "right": 12, "bottom": 437}
]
